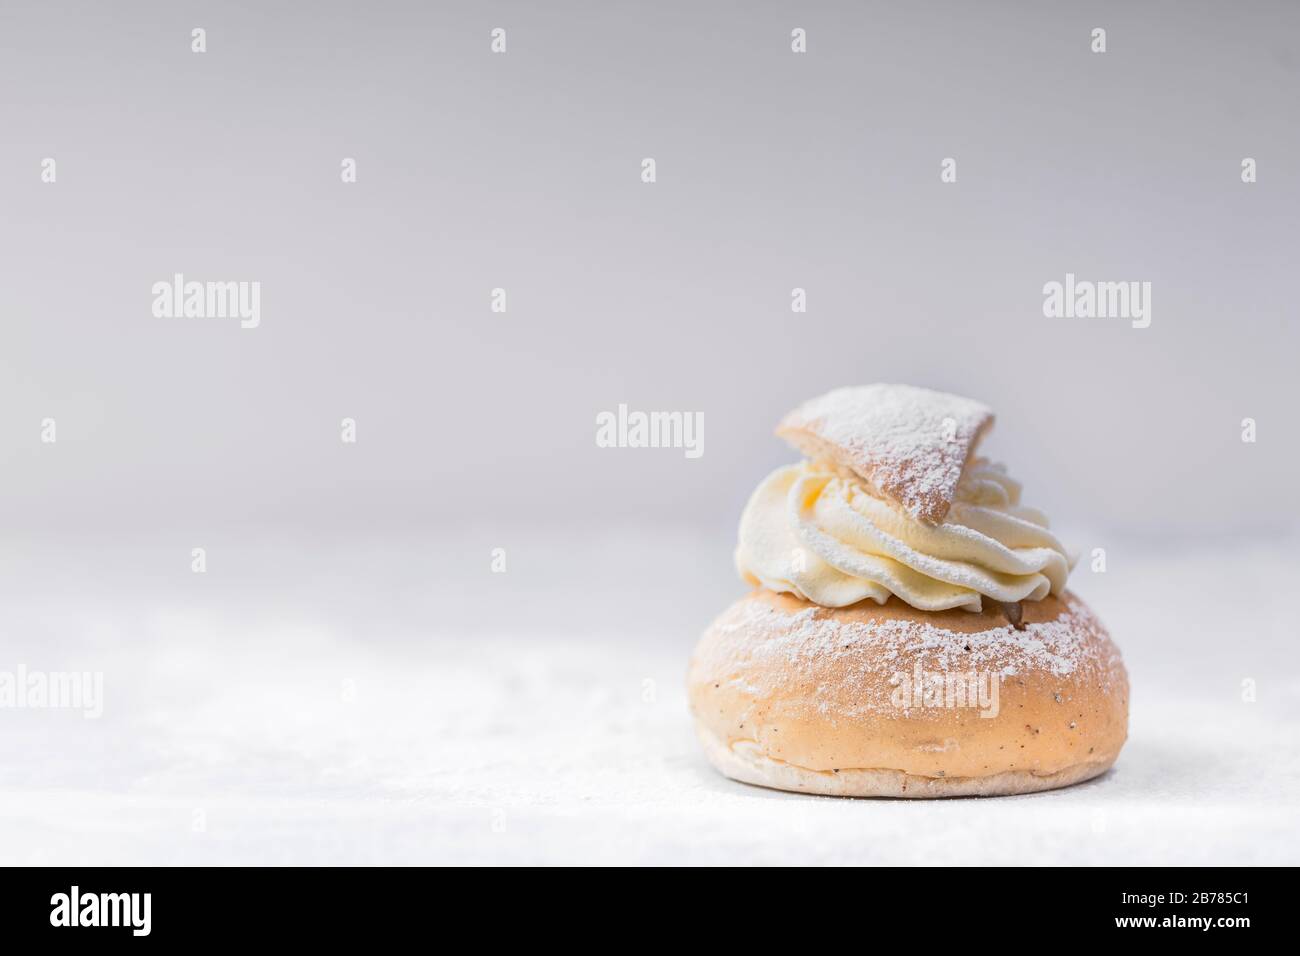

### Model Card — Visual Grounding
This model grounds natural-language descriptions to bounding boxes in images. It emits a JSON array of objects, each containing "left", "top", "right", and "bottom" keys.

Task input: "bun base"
[
  {"left": 698, "top": 725, "right": 1115, "bottom": 798},
  {"left": 689, "top": 590, "right": 1128, "bottom": 799}
]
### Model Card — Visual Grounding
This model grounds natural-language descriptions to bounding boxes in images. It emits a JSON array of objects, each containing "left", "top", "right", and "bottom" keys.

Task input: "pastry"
[{"left": 688, "top": 384, "right": 1129, "bottom": 797}]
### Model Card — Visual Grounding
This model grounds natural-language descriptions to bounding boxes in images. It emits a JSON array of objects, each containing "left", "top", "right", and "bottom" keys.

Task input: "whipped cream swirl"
[{"left": 736, "top": 458, "right": 1071, "bottom": 612}]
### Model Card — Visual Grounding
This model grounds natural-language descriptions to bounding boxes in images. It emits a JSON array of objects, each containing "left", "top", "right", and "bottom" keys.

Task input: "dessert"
[{"left": 687, "top": 384, "right": 1129, "bottom": 797}]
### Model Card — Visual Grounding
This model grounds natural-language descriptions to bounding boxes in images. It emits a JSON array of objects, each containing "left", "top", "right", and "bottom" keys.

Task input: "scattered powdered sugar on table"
[
  {"left": 0, "top": 533, "right": 1296, "bottom": 865},
  {"left": 777, "top": 384, "right": 994, "bottom": 524}
]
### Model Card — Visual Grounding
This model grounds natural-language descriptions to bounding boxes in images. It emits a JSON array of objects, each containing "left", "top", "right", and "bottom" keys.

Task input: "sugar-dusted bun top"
[
  {"left": 739, "top": 384, "right": 1070, "bottom": 613},
  {"left": 777, "top": 384, "right": 994, "bottom": 525}
]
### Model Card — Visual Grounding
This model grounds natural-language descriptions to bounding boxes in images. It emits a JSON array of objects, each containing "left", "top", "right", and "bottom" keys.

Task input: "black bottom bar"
[{"left": 0, "top": 866, "right": 1279, "bottom": 941}]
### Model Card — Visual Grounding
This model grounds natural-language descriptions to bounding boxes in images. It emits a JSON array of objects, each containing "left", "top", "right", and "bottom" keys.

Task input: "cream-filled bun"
[
  {"left": 688, "top": 589, "right": 1128, "bottom": 797},
  {"left": 691, "top": 384, "right": 1129, "bottom": 797}
]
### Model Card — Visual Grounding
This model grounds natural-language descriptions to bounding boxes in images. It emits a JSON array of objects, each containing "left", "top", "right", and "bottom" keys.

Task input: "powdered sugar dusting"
[
  {"left": 777, "top": 384, "right": 993, "bottom": 524},
  {"left": 711, "top": 594, "right": 1118, "bottom": 716}
]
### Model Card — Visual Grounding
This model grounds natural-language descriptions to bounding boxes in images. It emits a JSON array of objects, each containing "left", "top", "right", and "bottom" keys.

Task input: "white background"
[{"left": 2, "top": 2, "right": 1298, "bottom": 864}]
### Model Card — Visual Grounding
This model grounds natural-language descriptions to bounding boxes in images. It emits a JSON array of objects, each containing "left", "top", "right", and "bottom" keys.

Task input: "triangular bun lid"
[{"left": 776, "top": 384, "right": 994, "bottom": 524}]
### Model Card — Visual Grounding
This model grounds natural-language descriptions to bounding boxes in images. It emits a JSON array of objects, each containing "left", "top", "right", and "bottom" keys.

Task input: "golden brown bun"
[{"left": 688, "top": 590, "right": 1128, "bottom": 798}]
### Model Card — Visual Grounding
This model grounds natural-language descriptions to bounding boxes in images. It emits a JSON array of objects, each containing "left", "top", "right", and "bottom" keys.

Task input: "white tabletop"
[{"left": 2, "top": 529, "right": 1296, "bottom": 865}]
